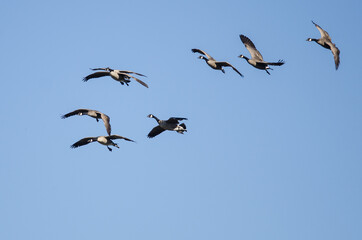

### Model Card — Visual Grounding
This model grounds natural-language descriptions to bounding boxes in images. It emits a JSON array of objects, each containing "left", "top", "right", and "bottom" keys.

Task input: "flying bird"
[
  {"left": 307, "top": 21, "right": 340, "bottom": 70},
  {"left": 238, "top": 34, "right": 285, "bottom": 75},
  {"left": 71, "top": 135, "right": 135, "bottom": 152},
  {"left": 83, "top": 67, "right": 149, "bottom": 88},
  {"left": 191, "top": 48, "right": 243, "bottom": 77},
  {"left": 62, "top": 109, "right": 111, "bottom": 136},
  {"left": 147, "top": 114, "right": 187, "bottom": 138}
]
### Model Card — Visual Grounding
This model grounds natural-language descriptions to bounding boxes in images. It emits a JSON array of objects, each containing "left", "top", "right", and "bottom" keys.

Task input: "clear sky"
[{"left": 1, "top": 0, "right": 361, "bottom": 239}]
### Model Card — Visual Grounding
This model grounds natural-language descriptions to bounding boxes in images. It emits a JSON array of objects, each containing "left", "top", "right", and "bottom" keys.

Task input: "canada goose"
[
  {"left": 307, "top": 21, "right": 340, "bottom": 70},
  {"left": 71, "top": 135, "right": 135, "bottom": 151},
  {"left": 62, "top": 109, "right": 111, "bottom": 136},
  {"left": 191, "top": 49, "right": 243, "bottom": 77},
  {"left": 83, "top": 67, "right": 149, "bottom": 88},
  {"left": 238, "top": 34, "right": 285, "bottom": 75},
  {"left": 147, "top": 114, "right": 187, "bottom": 138}
]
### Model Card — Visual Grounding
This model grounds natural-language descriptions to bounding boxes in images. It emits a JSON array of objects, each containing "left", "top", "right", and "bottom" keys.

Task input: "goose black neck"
[
  {"left": 241, "top": 55, "right": 249, "bottom": 61},
  {"left": 151, "top": 115, "right": 160, "bottom": 123},
  {"left": 201, "top": 56, "right": 209, "bottom": 62}
]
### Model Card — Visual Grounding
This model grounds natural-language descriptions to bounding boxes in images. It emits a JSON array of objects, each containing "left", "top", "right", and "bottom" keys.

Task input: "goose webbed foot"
[{"left": 107, "top": 146, "right": 112, "bottom": 152}]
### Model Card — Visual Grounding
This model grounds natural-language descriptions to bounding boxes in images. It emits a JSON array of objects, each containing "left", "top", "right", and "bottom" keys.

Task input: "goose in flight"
[
  {"left": 191, "top": 49, "right": 243, "bottom": 77},
  {"left": 147, "top": 114, "right": 187, "bottom": 138},
  {"left": 71, "top": 135, "right": 135, "bottom": 152},
  {"left": 238, "top": 34, "right": 285, "bottom": 75},
  {"left": 83, "top": 67, "right": 149, "bottom": 88},
  {"left": 307, "top": 21, "right": 340, "bottom": 70},
  {"left": 62, "top": 109, "right": 111, "bottom": 136}
]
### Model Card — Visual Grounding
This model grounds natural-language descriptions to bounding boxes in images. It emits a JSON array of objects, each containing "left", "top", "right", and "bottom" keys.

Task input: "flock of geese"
[
  {"left": 62, "top": 21, "right": 340, "bottom": 151},
  {"left": 62, "top": 108, "right": 188, "bottom": 151}
]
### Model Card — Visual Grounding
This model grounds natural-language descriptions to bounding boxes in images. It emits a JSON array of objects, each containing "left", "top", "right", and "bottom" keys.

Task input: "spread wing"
[
  {"left": 100, "top": 113, "right": 112, "bottom": 135},
  {"left": 327, "top": 42, "right": 340, "bottom": 70},
  {"left": 216, "top": 62, "right": 244, "bottom": 77},
  {"left": 191, "top": 48, "right": 214, "bottom": 60},
  {"left": 90, "top": 67, "right": 109, "bottom": 71},
  {"left": 116, "top": 70, "right": 147, "bottom": 77},
  {"left": 71, "top": 137, "right": 97, "bottom": 148},
  {"left": 83, "top": 71, "right": 110, "bottom": 82},
  {"left": 312, "top": 21, "right": 331, "bottom": 41},
  {"left": 120, "top": 72, "right": 149, "bottom": 88},
  {"left": 265, "top": 60, "right": 285, "bottom": 66},
  {"left": 147, "top": 126, "right": 166, "bottom": 138},
  {"left": 239, "top": 34, "right": 264, "bottom": 61},
  {"left": 107, "top": 135, "right": 135, "bottom": 142},
  {"left": 91, "top": 68, "right": 147, "bottom": 77},
  {"left": 166, "top": 117, "right": 188, "bottom": 124},
  {"left": 61, "top": 109, "right": 89, "bottom": 119}
]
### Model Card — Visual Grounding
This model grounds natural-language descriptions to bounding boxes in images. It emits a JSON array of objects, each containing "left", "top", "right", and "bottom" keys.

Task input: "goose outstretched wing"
[
  {"left": 166, "top": 117, "right": 188, "bottom": 124},
  {"left": 83, "top": 71, "right": 110, "bottom": 82},
  {"left": 216, "top": 62, "right": 244, "bottom": 77},
  {"left": 191, "top": 48, "right": 214, "bottom": 60},
  {"left": 239, "top": 34, "right": 264, "bottom": 61},
  {"left": 71, "top": 137, "right": 97, "bottom": 148},
  {"left": 312, "top": 21, "right": 331, "bottom": 41},
  {"left": 100, "top": 113, "right": 112, "bottom": 136},
  {"left": 62, "top": 109, "right": 90, "bottom": 119},
  {"left": 116, "top": 70, "right": 147, "bottom": 77},
  {"left": 120, "top": 72, "right": 149, "bottom": 88},
  {"left": 107, "top": 135, "right": 135, "bottom": 142},
  {"left": 265, "top": 60, "right": 285, "bottom": 66},
  {"left": 327, "top": 42, "right": 340, "bottom": 70},
  {"left": 147, "top": 126, "right": 166, "bottom": 138}
]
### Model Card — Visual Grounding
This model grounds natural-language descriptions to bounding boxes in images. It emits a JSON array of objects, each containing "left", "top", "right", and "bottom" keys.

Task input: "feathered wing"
[
  {"left": 166, "top": 117, "right": 188, "bottom": 124},
  {"left": 91, "top": 68, "right": 147, "bottom": 77},
  {"left": 147, "top": 126, "right": 166, "bottom": 138},
  {"left": 191, "top": 48, "right": 214, "bottom": 60},
  {"left": 100, "top": 113, "right": 112, "bottom": 135},
  {"left": 239, "top": 34, "right": 264, "bottom": 61},
  {"left": 312, "top": 21, "right": 331, "bottom": 41},
  {"left": 90, "top": 67, "right": 108, "bottom": 71},
  {"left": 71, "top": 137, "right": 97, "bottom": 148},
  {"left": 62, "top": 109, "right": 89, "bottom": 119},
  {"left": 117, "top": 70, "right": 147, "bottom": 77},
  {"left": 108, "top": 135, "right": 135, "bottom": 142},
  {"left": 216, "top": 62, "right": 244, "bottom": 77},
  {"left": 327, "top": 42, "right": 340, "bottom": 70},
  {"left": 83, "top": 71, "right": 110, "bottom": 82},
  {"left": 265, "top": 60, "right": 285, "bottom": 66},
  {"left": 120, "top": 73, "right": 149, "bottom": 88}
]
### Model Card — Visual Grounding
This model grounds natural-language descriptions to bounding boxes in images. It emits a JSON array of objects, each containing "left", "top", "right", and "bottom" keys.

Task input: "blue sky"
[{"left": 1, "top": 0, "right": 362, "bottom": 239}]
